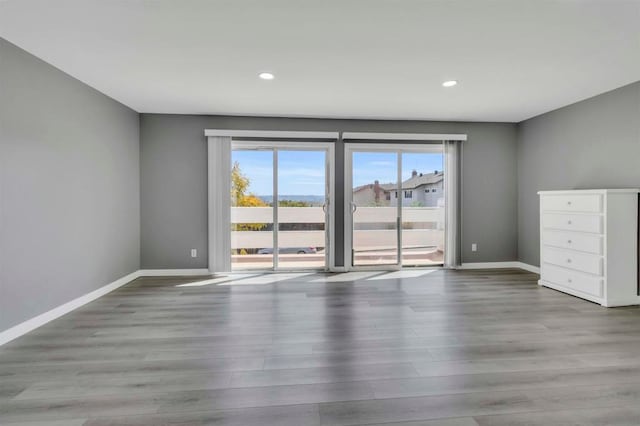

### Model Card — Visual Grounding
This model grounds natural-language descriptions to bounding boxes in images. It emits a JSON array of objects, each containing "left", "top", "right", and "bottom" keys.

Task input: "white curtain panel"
[
  {"left": 444, "top": 140, "right": 462, "bottom": 268},
  {"left": 207, "top": 136, "right": 232, "bottom": 272}
]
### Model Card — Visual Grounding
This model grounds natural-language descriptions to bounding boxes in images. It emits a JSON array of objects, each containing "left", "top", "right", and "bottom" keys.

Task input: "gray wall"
[
  {"left": 517, "top": 81, "right": 640, "bottom": 266},
  {"left": 140, "top": 114, "right": 518, "bottom": 268},
  {"left": 0, "top": 38, "right": 140, "bottom": 332}
]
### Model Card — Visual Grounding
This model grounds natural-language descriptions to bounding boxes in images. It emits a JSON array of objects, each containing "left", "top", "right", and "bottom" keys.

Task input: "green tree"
[
  {"left": 231, "top": 162, "right": 268, "bottom": 231},
  {"left": 278, "top": 199, "right": 312, "bottom": 207},
  {"left": 231, "top": 162, "right": 250, "bottom": 206}
]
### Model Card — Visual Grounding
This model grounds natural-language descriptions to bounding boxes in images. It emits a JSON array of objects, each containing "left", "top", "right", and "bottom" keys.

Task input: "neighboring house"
[
  {"left": 352, "top": 180, "right": 391, "bottom": 206},
  {"left": 390, "top": 170, "right": 444, "bottom": 207},
  {"left": 353, "top": 170, "right": 444, "bottom": 207}
]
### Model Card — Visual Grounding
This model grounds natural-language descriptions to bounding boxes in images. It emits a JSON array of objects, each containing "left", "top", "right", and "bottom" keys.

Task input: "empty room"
[{"left": 1, "top": 0, "right": 640, "bottom": 424}]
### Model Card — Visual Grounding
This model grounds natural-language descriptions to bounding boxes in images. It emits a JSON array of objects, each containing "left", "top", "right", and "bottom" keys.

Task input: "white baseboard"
[
  {"left": 516, "top": 262, "right": 540, "bottom": 274},
  {"left": 0, "top": 270, "right": 141, "bottom": 347},
  {"left": 0, "top": 268, "right": 215, "bottom": 347},
  {"left": 139, "top": 269, "right": 211, "bottom": 276},
  {"left": 1, "top": 262, "right": 543, "bottom": 347},
  {"left": 459, "top": 261, "right": 520, "bottom": 269},
  {"left": 460, "top": 261, "right": 540, "bottom": 274}
]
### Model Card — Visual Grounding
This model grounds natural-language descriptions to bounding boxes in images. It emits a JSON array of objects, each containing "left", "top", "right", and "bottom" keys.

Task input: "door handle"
[
  {"left": 396, "top": 217, "right": 401, "bottom": 265},
  {"left": 351, "top": 202, "right": 357, "bottom": 213}
]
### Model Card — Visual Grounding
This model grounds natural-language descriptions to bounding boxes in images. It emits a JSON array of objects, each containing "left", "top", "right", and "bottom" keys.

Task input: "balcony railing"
[{"left": 231, "top": 206, "right": 444, "bottom": 251}]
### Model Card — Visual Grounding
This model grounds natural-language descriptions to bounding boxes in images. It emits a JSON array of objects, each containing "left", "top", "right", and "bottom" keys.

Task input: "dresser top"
[{"left": 538, "top": 189, "right": 640, "bottom": 195}]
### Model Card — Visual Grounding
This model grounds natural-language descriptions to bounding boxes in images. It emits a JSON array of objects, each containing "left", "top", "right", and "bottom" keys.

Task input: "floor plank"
[{"left": 2, "top": 269, "right": 640, "bottom": 425}]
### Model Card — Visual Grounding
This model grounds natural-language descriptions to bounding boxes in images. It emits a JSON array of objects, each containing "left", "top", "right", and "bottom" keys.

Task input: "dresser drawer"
[
  {"left": 542, "top": 213, "right": 602, "bottom": 234},
  {"left": 542, "top": 263, "right": 603, "bottom": 298},
  {"left": 541, "top": 194, "right": 602, "bottom": 213},
  {"left": 542, "top": 230, "right": 603, "bottom": 255},
  {"left": 542, "top": 246, "right": 603, "bottom": 275}
]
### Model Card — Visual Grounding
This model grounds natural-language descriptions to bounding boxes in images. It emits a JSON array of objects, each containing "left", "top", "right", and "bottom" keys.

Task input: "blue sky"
[
  {"left": 232, "top": 150, "right": 443, "bottom": 196},
  {"left": 352, "top": 152, "right": 443, "bottom": 188}
]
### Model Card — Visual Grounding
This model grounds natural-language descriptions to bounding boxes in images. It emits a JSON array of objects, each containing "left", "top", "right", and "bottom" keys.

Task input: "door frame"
[
  {"left": 344, "top": 142, "right": 444, "bottom": 271},
  {"left": 231, "top": 140, "right": 336, "bottom": 271}
]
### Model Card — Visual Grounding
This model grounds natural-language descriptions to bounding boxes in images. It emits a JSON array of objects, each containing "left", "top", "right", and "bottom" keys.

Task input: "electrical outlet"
[
  {"left": 471, "top": 243, "right": 478, "bottom": 252},
  {"left": 190, "top": 249, "right": 197, "bottom": 258}
]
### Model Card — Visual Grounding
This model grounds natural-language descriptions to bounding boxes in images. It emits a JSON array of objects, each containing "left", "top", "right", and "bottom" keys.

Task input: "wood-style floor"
[{"left": 3, "top": 268, "right": 640, "bottom": 425}]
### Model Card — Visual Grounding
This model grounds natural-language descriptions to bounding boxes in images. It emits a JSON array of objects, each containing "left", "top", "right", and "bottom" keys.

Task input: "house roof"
[
  {"left": 353, "top": 172, "right": 443, "bottom": 193},
  {"left": 353, "top": 183, "right": 375, "bottom": 193},
  {"left": 401, "top": 172, "right": 444, "bottom": 190},
  {"left": 379, "top": 183, "right": 396, "bottom": 191}
]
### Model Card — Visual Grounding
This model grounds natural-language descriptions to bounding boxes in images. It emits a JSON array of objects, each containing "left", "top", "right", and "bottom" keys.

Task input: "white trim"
[
  {"left": 459, "top": 261, "right": 540, "bottom": 273},
  {"left": 327, "top": 144, "right": 336, "bottom": 270},
  {"left": 139, "top": 269, "right": 211, "bottom": 276},
  {"left": 0, "top": 260, "right": 544, "bottom": 347},
  {"left": 516, "top": 262, "right": 541, "bottom": 274},
  {"left": 0, "top": 268, "right": 217, "bottom": 347},
  {"left": 343, "top": 142, "right": 444, "bottom": 153},
  {"left": 0, "top": 270, "right": 141, "bottom": 347},
  {"left": 273, "top": 149, "right": 279, "bottom": 270},
  {"left": 342, "top": 132, "right": 467, "bottom": 141},
  {"left": 233, "top": 141, "right": 336, "bottom": 269},
  {"left": 397, "top": 150, "right": 403, "bottom": 268},
  {"left": 231, "top": 140, "right": 335, "bottom": 150},
  {"left": 460, "top": 262, "right": 519, "bottom": 269},
  {"left": 224, "top": 141, "right": 337, "bottom": 273},
  {"left": 205, "top": 129, "right": 339, "bottom": 139},
  {"left": 227, "top": 140, "right": 336, "bottom": 272},
  {"left": 344, "top": 143, "right": 443, "bottom": 271}
]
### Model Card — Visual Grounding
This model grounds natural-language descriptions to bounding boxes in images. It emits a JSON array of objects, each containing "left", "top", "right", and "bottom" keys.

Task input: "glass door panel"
[
  {"left": 401, "top": 151, "right": 445, "bottom": 266},
  {"left": 277, "top": 150, "right": 328, "bottom": 270},
  {"left": 230, "top": 150, "right": 274, "bottom": 270},
  {"left": 351, "top": 151, "right": 399, "bottom": 266}
]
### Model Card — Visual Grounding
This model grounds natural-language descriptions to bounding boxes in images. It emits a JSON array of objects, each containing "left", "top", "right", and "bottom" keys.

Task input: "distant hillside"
[{"left": 259, "top": 195, "right": 325, "bottom": 206}]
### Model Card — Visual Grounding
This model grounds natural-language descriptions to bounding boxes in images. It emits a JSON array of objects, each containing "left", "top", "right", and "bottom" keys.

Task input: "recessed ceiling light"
[
  {"left": 259, "top": 72, "right": 275, "bottom": 80},
  {"left": 442, "top": 80, "right": 458, "bottom": 87}
]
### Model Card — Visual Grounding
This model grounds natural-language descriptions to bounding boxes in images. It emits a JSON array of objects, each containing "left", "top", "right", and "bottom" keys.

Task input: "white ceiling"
[{"left": 1, "top": 0, "right": 639, "bottom": 122}]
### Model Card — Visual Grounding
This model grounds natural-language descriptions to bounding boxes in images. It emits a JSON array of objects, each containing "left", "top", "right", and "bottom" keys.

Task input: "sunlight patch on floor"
[
  {"left": 216, "top": 272, "right": 315, "bottom": 285},
  {"left": 175, "top": 274, "right": 257, "bottom": 287},
  {"left": 310, "top": 271, "right": 382, "bottom": 282},
  {"left": 366, "top": 270, "right": 437, "bottom": 280},
  {"left": 176, "top": 270, "right": 437, "bottom": 287}
]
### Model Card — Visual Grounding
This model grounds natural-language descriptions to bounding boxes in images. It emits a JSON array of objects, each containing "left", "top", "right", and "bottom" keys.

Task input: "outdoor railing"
[{"left": 231, "top": 206, "right": 444, "bottom": 250}]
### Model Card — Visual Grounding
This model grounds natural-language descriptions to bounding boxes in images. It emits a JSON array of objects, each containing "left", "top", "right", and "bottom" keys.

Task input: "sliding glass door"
[
  {"left": 277, "top": 150, "right": 328, "bottom": 270},
  {"left": 346, "top": 144, "right": 445, "bottom": 269},
  {"left": 230, "top": 150, "right": 275, "bottom": 270},
  {"left": 400, "top": 152, "right": 445, "bottom": 266},
  {"left": 230, "top": 142, "right": 331, "bottom": 271},
  {"left": 351, "top": 151, "right": 400, "bottom": 266}
]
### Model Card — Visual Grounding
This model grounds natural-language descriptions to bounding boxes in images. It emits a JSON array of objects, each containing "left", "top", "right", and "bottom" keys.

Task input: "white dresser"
[{"left": 538, "top": 189, "right": 639, "bottom": 307}]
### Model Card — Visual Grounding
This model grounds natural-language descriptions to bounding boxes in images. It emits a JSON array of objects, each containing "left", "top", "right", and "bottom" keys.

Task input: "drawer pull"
[
  {"left": 567, "top": 240, "right": 572, "bottom": 244},
  {"left": 567, "top": 201, "right": 572, "bottom": 205},
  {"left": 567, "top": 220, "right": 572, "bottom": 225},
  {"left": 567, "top": 259, "right": 572, "bottom": 263},
  {"left": 567, "top": 278, "right": 572, "bottom": 283}
]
